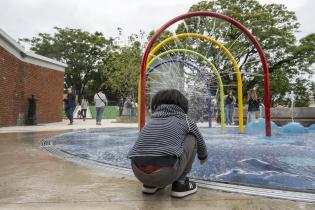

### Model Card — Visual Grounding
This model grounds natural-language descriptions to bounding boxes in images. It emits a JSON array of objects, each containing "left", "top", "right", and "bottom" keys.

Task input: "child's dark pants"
[{"left": 131, "top": 135, "right": 197, "bottom": 188}]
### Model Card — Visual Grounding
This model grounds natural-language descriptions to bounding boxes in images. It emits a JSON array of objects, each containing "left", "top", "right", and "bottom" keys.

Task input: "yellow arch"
[{"left": 145, "top": 33, "right": 244, "bottom": 133}]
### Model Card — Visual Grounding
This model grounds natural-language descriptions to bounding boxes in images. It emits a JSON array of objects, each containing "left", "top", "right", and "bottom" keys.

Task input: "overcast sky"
[{"left": 0, "top": 0, "right": 314, "bottom": 41}]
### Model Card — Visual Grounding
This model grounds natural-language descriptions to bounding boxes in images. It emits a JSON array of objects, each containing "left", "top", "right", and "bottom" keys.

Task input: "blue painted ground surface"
[{"left": 50, "top": 120, "right": 315, "bottom": 193}]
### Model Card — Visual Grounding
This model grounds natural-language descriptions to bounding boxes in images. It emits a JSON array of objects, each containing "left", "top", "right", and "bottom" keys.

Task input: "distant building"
[{"left": 0, "top": 29, "right": 66, "bottom": 127}]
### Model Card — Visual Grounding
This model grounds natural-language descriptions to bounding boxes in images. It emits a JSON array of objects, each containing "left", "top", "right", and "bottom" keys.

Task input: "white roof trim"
[{"left": 0, "top": 28, "right": 67, "bottom": 72}]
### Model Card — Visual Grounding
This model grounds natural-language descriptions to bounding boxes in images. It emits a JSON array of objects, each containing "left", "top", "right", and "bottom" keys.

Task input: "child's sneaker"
[
  {"left": 171, "top": 178, "right": 197, "bottom": 198},
  {"left": 142, "top": 185, "right": 162, "bottom": 194}
]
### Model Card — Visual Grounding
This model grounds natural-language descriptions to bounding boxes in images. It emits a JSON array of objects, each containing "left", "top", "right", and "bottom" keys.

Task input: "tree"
[
  {"left": 20, "top": 27, "right": 116, "bottom": 101},
  {"left": 147, "top": 30, "right": 177, "bottom": 50},
  {"left": 99, "top": 34, "right": 143, "bottom": 99},
  {"left": 172, "top": 0, "right": 314, "bottom": 105},
  {"left": 288, "top": 79, "right": 312, "bottom": 107}
]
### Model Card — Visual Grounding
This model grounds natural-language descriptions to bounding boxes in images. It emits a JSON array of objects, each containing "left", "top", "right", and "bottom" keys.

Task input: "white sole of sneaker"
[
  {"left": 171, "top": 186, "right": 198, "bottom": 198},
  {"left": 142, "top": 187, "right": 159, "bottom": 194}
]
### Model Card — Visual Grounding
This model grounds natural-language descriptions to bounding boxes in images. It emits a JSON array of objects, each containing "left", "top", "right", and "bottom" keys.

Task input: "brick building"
[{"left": 0, "top": 29, "right": 66, "bottom": 127}]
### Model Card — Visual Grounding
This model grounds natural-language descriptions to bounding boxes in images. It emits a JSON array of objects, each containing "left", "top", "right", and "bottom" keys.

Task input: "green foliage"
[
  {"left": 174, "top": 0, "right": 314, "bottom": 106},
  {"left": 290, "top": 79, "right": 312, "bottom": 107},
  {"left": 311, "top": 82, "right": 315, "bottom": 94},
  {"left": 269, "top": 69, "right": 290, "bottom": 105},
  {"left": 20, "top": 28, "right": 144, "bottom": 101},
  {"left": 147, "top": 30, "right": 176, "bottom": 50},
  {"left": 19, "top": 1, "right": 315, "bottom": 106},
  {"left": 20, "top": 27, "right": 116, "bottom": 101},
  {"left": 115, "top": 116, "right": 138, "bottom": 123},
  {"left": 99, "top": 34, "right": 142, "bottom": 99}
]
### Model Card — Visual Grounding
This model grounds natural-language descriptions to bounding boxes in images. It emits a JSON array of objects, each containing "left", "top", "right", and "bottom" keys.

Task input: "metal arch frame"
[
  {"left": 145, "top": 49, "right": 225, "bottom": 129},
  {"left": 146, "top": 58, "right": 214, "bottom": 128},
  {"left": 147, "top": 33, "right": 244, "bottom": 133},
  {"left": 139, "top": 11, "right": 271, "bottom": 136}
]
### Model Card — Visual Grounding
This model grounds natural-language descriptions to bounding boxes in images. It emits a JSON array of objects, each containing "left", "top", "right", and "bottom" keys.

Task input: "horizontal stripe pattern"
[{"left": 128, "top": 104, "right": 208, "bottom": 159}]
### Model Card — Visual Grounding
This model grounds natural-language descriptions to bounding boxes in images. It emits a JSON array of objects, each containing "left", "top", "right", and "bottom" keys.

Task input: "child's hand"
[{"left": 199, "top": 156, "right": 208, "bottom": 165}]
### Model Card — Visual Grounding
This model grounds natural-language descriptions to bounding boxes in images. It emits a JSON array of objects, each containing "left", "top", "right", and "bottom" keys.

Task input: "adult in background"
[
  {"left": 131, "top": 98, "right": 137, "bottom": 116},
  {"left": 259, "top": 98, "right": 264, "bottom": 118},
  {"left": 65, "top": 88, "right": 76, "bottom": 125},
  {"left": 124, "top": 97, "right": 132, "bottom": 117},
  {"left": 81, "top": 97, "right": 89, "bottom": 121},
  {"left": 133, "top": 99, "right": 138, "bottom": 117},
  {"left": 247, "top": 89, "right": 260, "bottom": 124},
  {"left": 26, "top": 95, "right": 37, "bottom": 125},
  {"left": 224, "top": 90, "right": 236, "bottom": 125},
  {"left": 94, "top": 89, "right": 108, "bottom": 125},
  {"left": 118, "top": 98, "right": 124, "bottom": 116}
]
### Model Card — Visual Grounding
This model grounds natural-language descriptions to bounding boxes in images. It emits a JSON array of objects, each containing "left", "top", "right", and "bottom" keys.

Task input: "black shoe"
[
  {"left": 142, "top": 185, "right": 163, "bottom": 194},
  {"left": 171, "top": 178, "right": 197, "bottom": 198}
]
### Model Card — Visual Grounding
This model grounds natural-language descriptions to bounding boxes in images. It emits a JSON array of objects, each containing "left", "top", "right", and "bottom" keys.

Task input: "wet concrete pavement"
[
  {"left": 0, "top": 119, "right": 224, "bottom": 134},
  {"left": 0, "top": 131, "right": 315, "bottom": 210}
]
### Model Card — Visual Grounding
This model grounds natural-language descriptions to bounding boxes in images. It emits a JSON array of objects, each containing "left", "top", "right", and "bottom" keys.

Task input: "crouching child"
[{"left": 127, "top": 89, "right": 208, "bottom": 198}]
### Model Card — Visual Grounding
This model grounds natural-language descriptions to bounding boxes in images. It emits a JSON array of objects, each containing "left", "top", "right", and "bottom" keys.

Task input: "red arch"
[{"left": 140, "top": 11, "right": 271, "bottom": 136}]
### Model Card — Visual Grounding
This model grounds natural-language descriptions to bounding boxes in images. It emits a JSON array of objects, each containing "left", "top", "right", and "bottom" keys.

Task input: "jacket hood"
[{"left": 151, "top": 104, "right": 186, "bottom": 118}]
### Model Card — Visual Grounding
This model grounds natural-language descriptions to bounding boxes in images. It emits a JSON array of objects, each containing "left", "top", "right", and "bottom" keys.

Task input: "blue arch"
[{"left": 146, "top": 58, "right": 213, "bottom": 128}]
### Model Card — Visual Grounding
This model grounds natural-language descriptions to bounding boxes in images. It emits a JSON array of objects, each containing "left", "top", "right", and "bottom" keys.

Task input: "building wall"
[{"left": 0, "top": 46, "right": 64, "bottom": 127}]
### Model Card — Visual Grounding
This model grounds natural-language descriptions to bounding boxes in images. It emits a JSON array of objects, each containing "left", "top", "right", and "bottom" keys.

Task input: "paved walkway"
[
  {"left": 0, "top": 122, "right": 314, "bottom": 209},
  {"left": 0, "top": 119, "right": 138, "bottom": 133},
  {"left": 0, "top": 119, "right": 224, "bottom": 133}
]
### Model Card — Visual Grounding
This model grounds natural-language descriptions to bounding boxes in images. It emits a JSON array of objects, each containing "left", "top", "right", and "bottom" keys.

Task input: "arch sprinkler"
[
  {"left": 146, "top": 33, "right": 244, "bottom": 132},
  {"left": 140, "top": 11, "right": 271, "bottom": 136},
  {"left": 145, "top": 48, "right": 225, "bottom": 129},
  {"left": 146, "top": 58, "right": 220, "bottom": 128}
]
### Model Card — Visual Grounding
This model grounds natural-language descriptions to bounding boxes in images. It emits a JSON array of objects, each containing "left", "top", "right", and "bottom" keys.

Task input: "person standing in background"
[
  {"left": 81, "top": 97, "right": 89, "bottom": 121},
  {"left": 126, "top": 97, "right": 133, "bottom": 117},
  {"left": 259, "top": 98, "right": 264, "bottom": 118},
  {"left": 26, "top": 95, "right": 37, "bottom": 125},
  {"left": 123, "top": 97, "right": 132, "bottom": 117},
  {"left": 94, "top": 89, "right": 108, "bottom": 125},
  {"left": 224, "top": 90, "right": 236, "bottom": 125},
  {"left": 118, "top": 98, "right": 124, "bottom": 116},
  {"left": 247, "top": 89, "right": 260, "bottom": 124},
  {"left": 66, "top": 88, "right": 76, "bottom": 125}
]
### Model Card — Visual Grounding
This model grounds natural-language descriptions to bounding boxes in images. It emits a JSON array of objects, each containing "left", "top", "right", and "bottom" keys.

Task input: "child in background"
[
  {"left": 77, "top": 110, "right": 82, "bottom": 119},
  {"left": 128, "top": 89, "right": 208, "bottom": 198},
  {"left": 81, "top": 98, "right": 89, "bottom": 121}
]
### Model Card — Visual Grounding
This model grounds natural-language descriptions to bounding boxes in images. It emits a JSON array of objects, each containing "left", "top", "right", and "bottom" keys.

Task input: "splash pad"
[
  {"left": 42, "top": 120, "right": 315, "bottom": 201},
  {"left": 42, "top": 12, "right": 315, "bottom": 201}
]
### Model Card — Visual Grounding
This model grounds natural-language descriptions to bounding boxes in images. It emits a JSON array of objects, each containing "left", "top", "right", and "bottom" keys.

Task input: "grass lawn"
[
  {"left": 115, "top": 116, "right": 138, "bottom": 123},
  {"left": 89, "top": 105, "right": 119, "bottom": 119}
]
